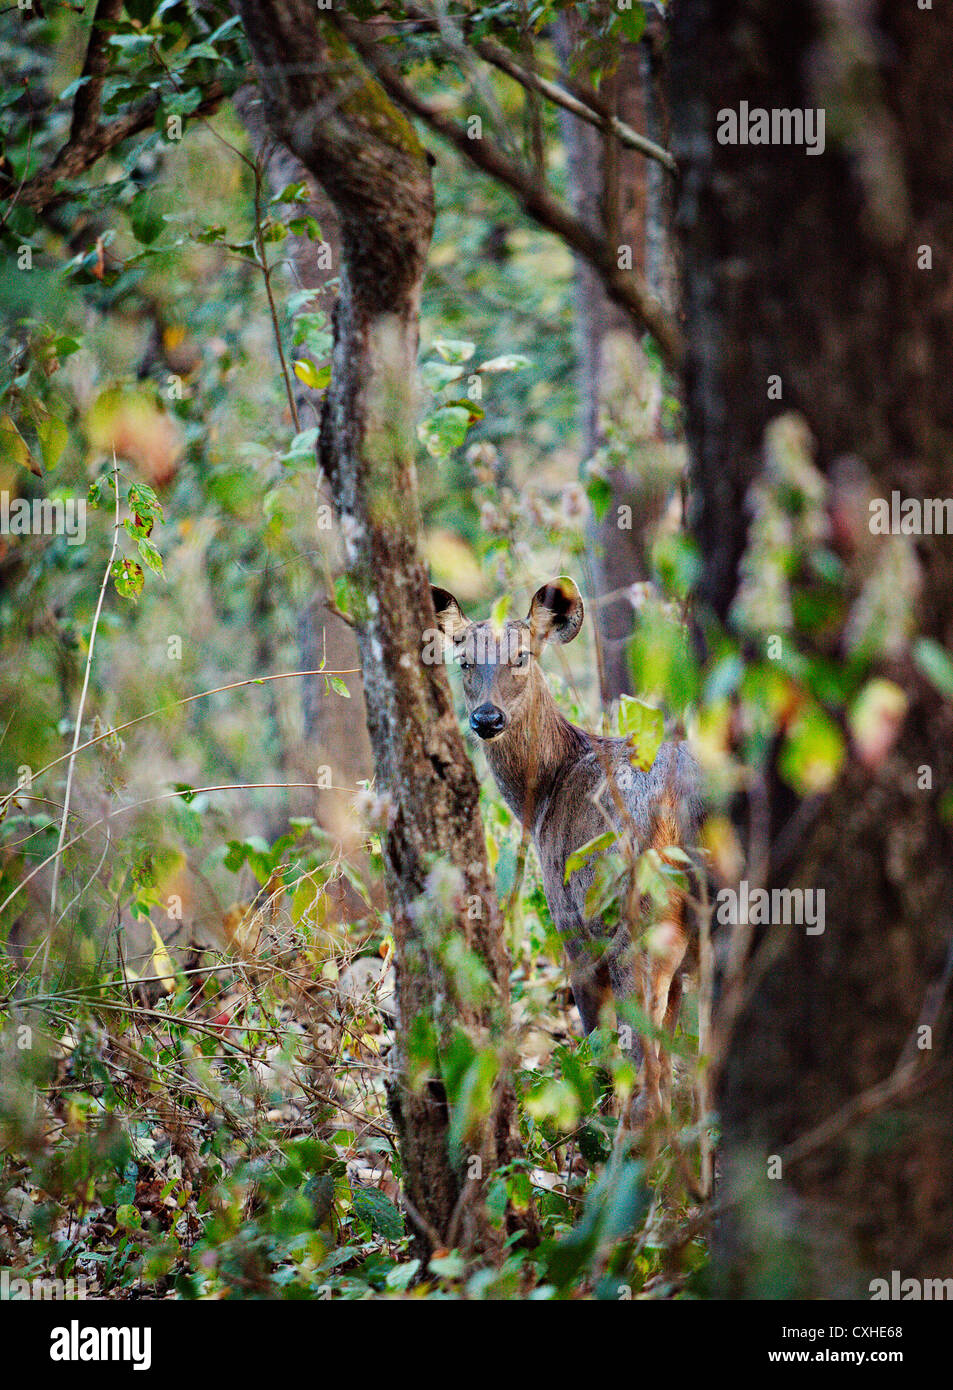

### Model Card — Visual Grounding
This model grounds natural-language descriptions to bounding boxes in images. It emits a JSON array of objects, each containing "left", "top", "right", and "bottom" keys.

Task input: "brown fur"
[{"left": 432, "top": 579, "right": 701, "bottom": 1120}]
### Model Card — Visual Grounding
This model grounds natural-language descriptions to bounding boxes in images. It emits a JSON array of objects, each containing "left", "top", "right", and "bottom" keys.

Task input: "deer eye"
[
  {"left": 459, "top": 658, "right": 473, "bottom": 672},
  {"left": 514, "top": 652, "right": 529, "bottom": 667}
]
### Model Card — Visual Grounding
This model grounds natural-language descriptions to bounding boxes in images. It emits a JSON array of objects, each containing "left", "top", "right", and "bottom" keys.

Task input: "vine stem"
[
  {"left": 44, "top": 459, "right": 122, "bottom": 982},
  {"left": 254, "top": 155, "right": 301, "bottom": 434}
]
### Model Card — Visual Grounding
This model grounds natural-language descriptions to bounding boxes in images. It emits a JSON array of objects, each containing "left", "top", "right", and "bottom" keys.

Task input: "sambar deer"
[{"left": 431, "top": 576, "right": 701, "bottom": 1121}]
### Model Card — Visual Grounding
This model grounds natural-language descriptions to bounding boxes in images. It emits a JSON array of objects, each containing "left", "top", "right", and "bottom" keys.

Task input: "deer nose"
[{"left": 470, "top": 704, "right": 506, "bottom": 739}]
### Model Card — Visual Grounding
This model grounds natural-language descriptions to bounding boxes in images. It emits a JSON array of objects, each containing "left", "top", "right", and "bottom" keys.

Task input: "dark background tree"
[
  {"left": 556, "top": 8, "right": 681, "bottom": 705},
  {"left": 671, "top": 0, "right": 953, "bottom": 1295}
]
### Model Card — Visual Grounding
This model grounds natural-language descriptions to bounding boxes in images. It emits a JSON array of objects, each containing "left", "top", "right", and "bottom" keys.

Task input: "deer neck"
[{"left": 482, "top": 674, "right": 589, "bottom": 831}]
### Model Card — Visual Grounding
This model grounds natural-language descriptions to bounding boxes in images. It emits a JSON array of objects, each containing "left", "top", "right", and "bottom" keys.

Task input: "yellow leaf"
[
  {"left": 149, "top": 922, "right": 176, "bottom": 993},
  {"left": 0, "top": 414, "right": 40, "bottom": 476},
  {"left": 293, "top": 359, "right": 330, "bottom": 390}
]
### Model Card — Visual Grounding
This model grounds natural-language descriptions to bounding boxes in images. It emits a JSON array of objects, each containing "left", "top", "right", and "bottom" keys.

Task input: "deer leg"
[
  {"left": 645, "top": 920, "right": 688, "bottom": 1113},
  {"left": 569, "top": 958, "right": 611, "bottom": 1035},
  {"left": 608, "top": 919, "right": 687, "bottom": 1125},
  {"left": 606, "top": 950, "right": 657, "bottom": 1122},
  {"left": 658, "top": 972, "right": 683, "bottom": 1108}
]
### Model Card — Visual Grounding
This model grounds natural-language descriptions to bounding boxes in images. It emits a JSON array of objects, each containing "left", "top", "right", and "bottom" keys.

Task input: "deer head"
[{"left": 431, "top": 577, "right": 584, "bottom": 740}]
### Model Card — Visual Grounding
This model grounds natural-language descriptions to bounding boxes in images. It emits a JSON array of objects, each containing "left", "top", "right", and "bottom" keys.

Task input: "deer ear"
[
  {"left": 431, "top": 586, "right": 469, "bottom": 640},
  {"left": 528, "top": 577, "right": 584, "bottom": 647}
]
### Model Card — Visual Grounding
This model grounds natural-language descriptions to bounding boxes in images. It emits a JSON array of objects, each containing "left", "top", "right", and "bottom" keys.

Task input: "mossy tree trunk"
[{"left": 234, "top": 0, "right": 529, "bottom": 1260}]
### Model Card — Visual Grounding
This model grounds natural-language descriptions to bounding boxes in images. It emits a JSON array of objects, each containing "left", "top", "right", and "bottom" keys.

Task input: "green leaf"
[
  {"left": 524, "top": 1077, "right": 580, "bottom": 1129},
  {"left": 130, "top": 191, "right": 165, "bottom": 246},
  {"left": 564, "top": 830, "right": 617, "bottom": 882},
  {"left": 542, "top": 1157, "right": 648, "bottom": 1291},
  {"left": 475, "top": 354, "right": 531, "bottom": 373},
  {"left": 206, "top": 14, "right": 243, "bottom": 44},
  {"left": 447, "top": 1047, "right": 499, "bottom": 1153},
  {"left": 271, "top": 181, "right": 309, "bottom": 204},
  {"left": 163, "top": 87, "right": 205, "bottom": 119},
  {"left": 57, "top": 76, "right": 91, "bottom": 105},
  {"left": 179, "top": 41, "right": 223, "bottom": 61},
  {"left": 352, "top": 1187, "right": 404, "bottom": 1241},
  {"left": 36, "top": 416, "right": 68, "bottom": 470},
  {"left": 705, "top": 653, "right": 744, "bottom": 702},
  {"left": 329, "top": 676, "right": 350, "bottom": 698},
  {"left": 583, "top": 855, "right": 626, "bottom": 919},
  {"left": 779, "top": 704, "right": 846, "bottom": 795},
  {"left": 54, "top": 335, "right": 83, "bottom": 359},
  {"left": 431, "top": 338, "right": 475, "bottom": 364},
  {"left": 428, "top": 1250, "right": 465, "bottom": 1279},
  {"left": 127, "top": 482, "right": 163, "bottom": 527},
  {"left": 652, "top": 531, "right": 702, "bottom": 600},
  {"left": 420, "top": 359, "right": 465, "bottom": 393},
  {"left": 111, "top": 558, "right": 144, "bottom": 601},
  {"left": 287, "top": 289, "right": 319, "bottom": 315},
  {"left": 585, "top": 476, "right": 612, "bottom": 521},
  {"left": 443, "top": 397, "right": 484, "bottom": 422},
  {"left": 490, "top": 594, "right": 511, "bottom": 627},
  {"left": 287, "top": 215, "right": 322, "bottom": 240},
  {"left": 433, "top": 334, "right": 477, "bottom": 361},
  {"left": 385, "top": 1259, "right": 420, "bottom": 1291},
  {"left": 137, "top": 537, "right": 164, "bottom": 576},
  {"left": 577, "top": 1122, "right": 612, "bottom": 1165},
  {"left": 913, "top": 638, "right": 953, "bottom": 701},
  {"left": 630, "top": 609, "right": 700, "bottom": 714},
  {"left": 417, "top": 405, "right": 474, "bottom": 458},
  {"left": 281, "top": 427, "right": 320, "bottom": 467}
]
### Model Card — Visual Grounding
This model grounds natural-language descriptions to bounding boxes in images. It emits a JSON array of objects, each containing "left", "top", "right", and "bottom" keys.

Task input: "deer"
[{"left": 431, "top": 576, "right": 701, "bottom": 1121}]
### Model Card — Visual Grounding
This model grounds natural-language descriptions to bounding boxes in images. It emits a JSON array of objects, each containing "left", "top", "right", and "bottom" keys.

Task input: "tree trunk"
[
  {"left": 556, "top": 17, "right": 681, "bottom": 706},
  {"left": 234, "top": 1, "right": 529, "bottom": 1260},
  {"left": 671, "top": 0, "right": 953, "bottom": 1295},
  {"left": 232, "top": 81, "right": 375, "bottom": 885}
]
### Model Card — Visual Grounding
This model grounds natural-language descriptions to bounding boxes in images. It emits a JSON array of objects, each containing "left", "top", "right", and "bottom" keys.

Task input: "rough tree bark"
[
  {"left": 671, "top": 0, "right": 953, "bottom": 1294},
  {"left": 233, "top": 0, "right": 529, "bottom": 1260}
]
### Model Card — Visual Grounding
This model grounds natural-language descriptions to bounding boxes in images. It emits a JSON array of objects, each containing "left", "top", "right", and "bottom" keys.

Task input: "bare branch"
[
  {"left": 5, "top": 84, "right": 226, "bottom": 215},
  {"left": 336, "top": 15, "right": 684, "bottom": 372},
  {"left": 68, "top": 0, "right": 124, "bottom": 143},
  {"left": 472, "top": 34, "right": 675, "bottom": 170},
  {"left": 401, "top": 2, "right": 675, "bottom": 171},
  {"left": 2, "top": 0, "right": 225, "bottom": 216}
]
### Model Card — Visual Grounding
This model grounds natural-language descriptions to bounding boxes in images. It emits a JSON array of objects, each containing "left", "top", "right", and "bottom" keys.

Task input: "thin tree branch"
[
  {"left": 252, "top": 151, "right": 301, "bottom": 432},
  {"left": 5, "top": 85, "right": 226, "bottom": 215},
  {"left": 45, "top": 458, "right": 122, "bottom": 983},
  {"left": 472, "top": 31, "right": 675, "bottom": 171},
  {"left": 68, "top": 0, "right": 124, "bottom": 143},
  {"left": 0, "top": 666, "right": 361, "bottom": 814},
  {"left": 334, "top": 15, "right": 684, "bottom": 372},
  {"left": 401, "top": 2, "right": 675, "bottom": 171}
]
